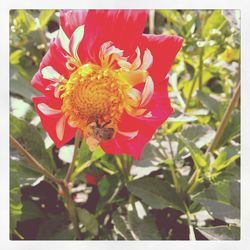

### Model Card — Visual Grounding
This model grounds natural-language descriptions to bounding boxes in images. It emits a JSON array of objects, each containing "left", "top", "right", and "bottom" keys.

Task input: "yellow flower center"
[{"left": 61, "top": 63, "right": 131, "bottom": 136}]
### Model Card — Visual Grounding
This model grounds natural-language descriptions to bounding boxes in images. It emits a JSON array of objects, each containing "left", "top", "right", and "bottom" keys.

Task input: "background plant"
[{"left": 10, "top": 10, "right": 240, "bottom": 240}]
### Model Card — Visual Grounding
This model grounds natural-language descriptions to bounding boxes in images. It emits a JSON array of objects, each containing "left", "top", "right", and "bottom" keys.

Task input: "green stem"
[
  {"left": 185, "top": 169, "right": 201, "bottom": 195},
  {"left": 167, "top": 136, "right": 180, "bottom": 193},
  {"left": 198, "top": 48, "right": 204, "bottom": 91},
  {"left": 10, "top": 135, "right": 62, "bottom": 185},
  {"left": 183, "top": 202, "right": 196, "bottom": 240},
  {"left": 61, "top": 183, "right": 82, "bottom": 240},
  {"left": 206, "top": 82, "right": 240, "bottom": 154},
  {"left": 64, "top": 130, "right": 82, "bottom": 183},
  {"left": 184, "top": 74, "right": 198, "bottom": 112}
]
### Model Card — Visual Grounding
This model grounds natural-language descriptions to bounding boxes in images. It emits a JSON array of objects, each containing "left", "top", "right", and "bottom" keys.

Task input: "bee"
[{"left": 86, "top": 118, "right": 114, "bottom": 151}]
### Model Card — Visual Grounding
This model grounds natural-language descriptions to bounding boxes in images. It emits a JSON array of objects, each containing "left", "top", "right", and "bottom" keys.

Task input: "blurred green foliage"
[{"left": 10, "top": 10, "right": 240, "bottom": 240}]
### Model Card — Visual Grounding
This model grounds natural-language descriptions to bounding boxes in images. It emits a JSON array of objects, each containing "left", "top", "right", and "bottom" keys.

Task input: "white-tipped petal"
[
  {"left": 41, "top": 66, "right": 65, "bottom": 82},
  {"left": 127, "top": 88, "right": 142, "bottom": 102},
  {"left": 37, "top": 103, "right": 61, "bottom": 116},
  {"left": 132, "top": 47, "right": 141, "bottom": 70},
  {"left": 117, "top": 60, "right": 132, "bottom": 70},
  {"left": 118, "top": 130, "right": 139, "bottom": 140},
  {"left": 140, "top": 76, "right": 154, "bottom": 107},
  {"left": 69, "top": 25, "right": 85, "bottom": 61},
  {"left": 56, "top": 116, "right": 66, "bottom": 141},
  {"left": 58, "top": 27, "right": 70, "bottom": 54},
  {"left": 140, "top": 49, "right": 153, "bottom": 70}
]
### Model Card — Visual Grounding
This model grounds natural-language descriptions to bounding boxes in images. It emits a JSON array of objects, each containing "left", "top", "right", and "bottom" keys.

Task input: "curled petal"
[
  {"left": 41, "top": 66, "right": 65, "bottom": 82},
  {"left": 140, "top": 48, "right": 153, "bottom": 70},
  {"left": 131, "top": 47, "right": 141, "bottom": 70},
  {"left": 118, "top": 70, "right": 147, "bottom": 86},
  {"left": 140, "top": 76, "right": 154, "bottom": 107},
  {"left": 117, "top": 60, "right": 132, "bottom": 71},
  {"left": 58, "top": 26, "right": 70, "bottom": 54},
  {"left": 117, "top": 130, "right": 139, "bottom": 139},
  {"left": 127, "top": 88, "right": 142, "bottom": 106},
  {"left": 139, "top": 34, "right": 183, "bottom": 83},
  {"left": 69, "top": 25, "right": 85, "bottom": 61},
  {"left": 33, "top": 96, "right": 77, "bottom": 147},
  {"left": 99, "top": 41, "right": 124, "bottom": 67},
  {"left": 56, "top": 116, "right": 66, "bottom": 141},
  {"left": 37, "top": 103, "right": 61, "bottom": 116}
]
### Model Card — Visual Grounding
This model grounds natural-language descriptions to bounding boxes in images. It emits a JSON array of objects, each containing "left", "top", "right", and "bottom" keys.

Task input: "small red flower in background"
[{"left": 32, "top": 10, "right": 183, "bottom": 160}]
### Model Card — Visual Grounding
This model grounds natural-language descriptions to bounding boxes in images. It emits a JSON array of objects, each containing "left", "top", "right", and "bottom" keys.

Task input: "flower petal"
[
  {"left": 41, "top": 66, "right": 65, "bottom": 82},
  {"left": 33, "top": 96, "right": 77, "bottom": 147},
  {"left": 140, "top": 48, "right": 153, "bottom": 70},
  {"left": 117, "top": 130, "right": 139, "bottom": 139},
  {"left": 37, "top": 103, "right": 61, "bottom": 115},
  {"left": 60, "top": 10, "right": 89, "bottom": 38},
  {"left": 140, "top": 76, "right": 154, "bottom": 107},
  {"left": 58, "top": 26, "right": 70, "bottom": 54},
  {"left": 138, "top": 34, "right": 183, "bottom": 83},
  {"left": 77, "top": 10, "right": 148, "bottom": 63},
  {"left": 101, "top": 79, "right": 173, "bottom": 160},
  {"left": 56, "top": 116, "right": 66, "bottom": 141},
  {"left": 69, "top": 25, "right": 85, "bottom": 61}
]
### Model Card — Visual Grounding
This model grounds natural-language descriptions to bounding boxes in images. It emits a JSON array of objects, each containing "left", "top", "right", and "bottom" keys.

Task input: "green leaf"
[
  {"left": 127, "top": 209, "right": 161, "bottom": 240},
  {"left": 10, "top": 187, "right": 22, "bottom": 232},
  {"left": 38, "top": 10, "right": 55, "bottom": 28},
  {"left": 91, "top": 146, "right": 105, "bottom": 161},
  {"left": 212, "top": 145, "right": 240, "bottom": 171},
  {"left": 10, "top": 115, "right": 55, "bottom": 173},
  {"left": 78, "top": 140, "right": 92, "bottom": 166},
  {"left": 203, "top": 10, "right": 226, "bottom": 38},
  {"left": 178, "top": 134, "right": 208, "bottom": 168},
  {"left": 127, "top": 177, "right": 184, "bottom": 212},
  {"left": 197, "top": 225, "right": 240, "bottom": 240},
  {"left": 182, "top": 124, "right": 215, "bottom": 148},
  {"left": 36, "top": 213, "right": 70, "bottom": 240},
  {"left": 97, "top": 174, "right": 119, "bottom": 199},
  {"left": 10, "top": 65, "right": 40, "bottom": 102},
  {"left": 197, "top": 90, "right": 224, "bottom": 119},
  {"left": 76, "top": 208, "right": 98, "bottom": 236},
  {"left": 216, "top": 110, "right": 240, "bottom": 148},
  {"left": 10, "top": 50, "right": 26, "bottom": 64},
  {"left": 14, "top": 10, "right": 36, "bottom": 34},
  {"left": 168, "top": 111, "right": 198, "bottom": 122},
  {"left": 112, "top": 211, "right": 134, "bottom": 240},
  {"left": 193, "top": 181, "right": 240, "bottom": 224}
]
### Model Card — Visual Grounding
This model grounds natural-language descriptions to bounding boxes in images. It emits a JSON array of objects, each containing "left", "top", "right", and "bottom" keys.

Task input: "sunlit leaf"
[
  {"left": 197, "top": 225, "right": 240, "bottom": 240},
  {"left": 39, "top": 10, "right": 55, "bottom": 29},
  {"left": 194, "top": 181, "right": 240, "bottom": 224},
  {"left": 127, "top": 209, "right": 161, "bottom": 240},
  {"left": 77, "top": 208, "right": 98, "bottom": 236},
  {"left": 127, "top": 177, "right": 184, "bottom": 212}
]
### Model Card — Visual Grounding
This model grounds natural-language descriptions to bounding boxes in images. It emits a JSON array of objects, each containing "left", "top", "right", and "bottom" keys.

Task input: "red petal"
[
  {"left": 139, "top": 34, "right": 183, "bottom": 83},
  {"left": 76, "top": 10, "right": 148, "bottom": 63},
  {"left": 33, "top": 96, "right": 77, "bottom": 147},
  {"left": 60, "top": 10, "right": 89, "bottom": 38},
  {"left": 101, "top": 79, "right": 173, "bottom": 160},
  {"left": 32, "top": 38, "right": 70, "bottom": 95},
  {"left": 84, "top": 173, "right": 97, "bottom": 186}
]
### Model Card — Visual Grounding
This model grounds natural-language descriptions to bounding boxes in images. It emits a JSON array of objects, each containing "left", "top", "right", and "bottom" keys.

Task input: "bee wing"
[{"left": 86, "top": 136, "right": 100, "bottom": 151}]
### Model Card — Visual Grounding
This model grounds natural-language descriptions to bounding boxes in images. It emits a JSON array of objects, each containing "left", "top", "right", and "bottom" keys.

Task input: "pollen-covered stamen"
[{"left": 60, "top": 63, "right": 131, "bottom": 138}]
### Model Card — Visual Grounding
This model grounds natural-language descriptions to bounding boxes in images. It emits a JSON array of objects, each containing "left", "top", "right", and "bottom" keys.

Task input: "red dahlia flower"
[{"left": 32, "top": 10, "right": 183, "bottom": 160}]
